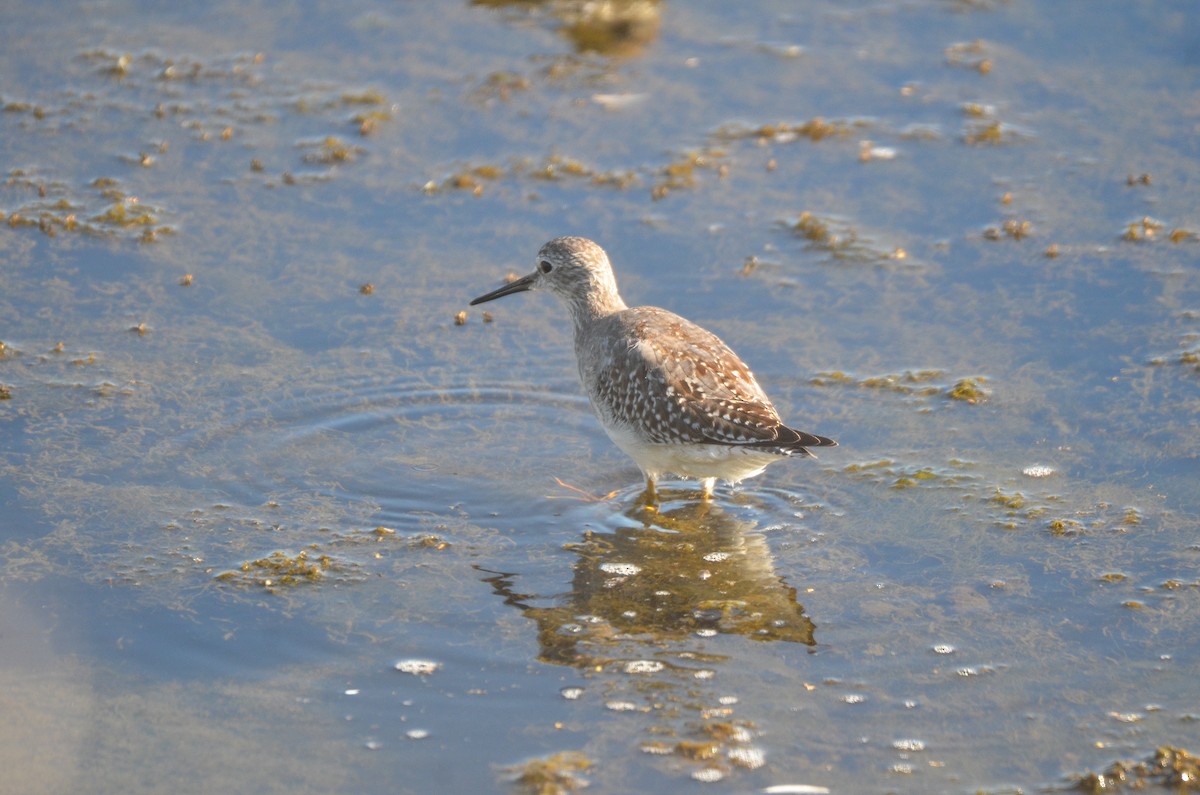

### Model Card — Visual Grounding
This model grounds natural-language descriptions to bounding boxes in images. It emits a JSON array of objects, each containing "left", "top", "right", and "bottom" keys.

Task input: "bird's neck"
[{"left": 567, "top": 283, "right": 627, "bottom": 329}]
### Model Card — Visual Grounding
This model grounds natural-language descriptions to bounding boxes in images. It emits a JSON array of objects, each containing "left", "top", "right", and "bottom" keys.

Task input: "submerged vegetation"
[
  {"left": 811, "top": 369, "right": 988, "bottom": 404},
  {"left": 1069, "top": 745, "right": 1200, "bottom": 793},
  {"left": 785, "top": 212, "right": 911, "bottom": 265},
  {"left": 217, "top": 549, "right": 335, "bottom": 588},
  {"left": 212, "top": 528, "right": 448, "bottom": 590},
  {"left": 3, "top": 171, "right": 174, "bottom": 242},
  {"left": 509, "top": 751, "right": 592, "bottom": 795}
]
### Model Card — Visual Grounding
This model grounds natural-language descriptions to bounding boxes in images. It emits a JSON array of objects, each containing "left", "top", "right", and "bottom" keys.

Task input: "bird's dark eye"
[{"left": 538, "top": 259, "right": 553, "bottom": 274}]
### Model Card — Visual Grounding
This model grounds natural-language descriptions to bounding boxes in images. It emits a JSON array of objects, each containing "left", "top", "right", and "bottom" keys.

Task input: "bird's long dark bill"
[{"left": 470, "top": 272, "right": 536, "bottom": 305}]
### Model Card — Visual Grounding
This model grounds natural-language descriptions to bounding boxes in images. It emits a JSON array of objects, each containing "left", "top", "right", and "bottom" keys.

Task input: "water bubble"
[
  {"left": 729, "top": 746, "right": 765, "bottom": 769},
  {"left": 892, "top": 738, "right": 926, "bottom": 752},
  {"left": 1108, "top": 711, "right": 1144, "bottom": 723},
  {"left": 692, "top": 767, "right": 724, "bottom": 782},
  {"left": 728, "top": 725, "right": 753, "bottom": 743},
  {"left": 599, "top": 562, "right": 641, "bottom": 576},
  {"left": 394, "top": 658, "right": 441, "bottom": 675},
  {"left": 624, "top": 660, "right": 664, "bottom": 674}
]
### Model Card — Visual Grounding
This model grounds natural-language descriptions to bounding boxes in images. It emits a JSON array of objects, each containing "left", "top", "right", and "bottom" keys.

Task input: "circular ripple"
[
  {"left": 160, "top": 371, "right": 595, "bottom": 522},
  {"left": 17, "top": 365, "right": 615, "bottom": 599}
]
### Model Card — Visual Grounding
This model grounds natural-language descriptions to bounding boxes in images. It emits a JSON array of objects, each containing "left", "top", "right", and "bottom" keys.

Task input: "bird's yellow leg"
[
  {"left": 700, "top": 478, "right": 716, "bottom": 500},
  {"left": 637, "top": 476, "right": 659, "bottom": 510}
]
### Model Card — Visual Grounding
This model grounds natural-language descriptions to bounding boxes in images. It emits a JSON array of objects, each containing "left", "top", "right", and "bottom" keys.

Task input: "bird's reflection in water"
[
  {"left": 472, "top": 0, "right": 662, "bottom": 58},
  {"left": 480, "top": 492, "right": 817, "bottom": 779}
]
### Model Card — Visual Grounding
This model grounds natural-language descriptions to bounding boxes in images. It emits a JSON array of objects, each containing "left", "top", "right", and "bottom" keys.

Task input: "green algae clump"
[
  {"left": 216, "top": 550, "right": 333, "bottom": 588},
  {"left": 510, "top": 751, "right": 592, "bottom": 795}
]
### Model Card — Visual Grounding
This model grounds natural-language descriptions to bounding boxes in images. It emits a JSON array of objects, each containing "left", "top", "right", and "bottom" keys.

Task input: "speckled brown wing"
[{"left": 588, "top": 307, "right": 833, "bottom": 451}]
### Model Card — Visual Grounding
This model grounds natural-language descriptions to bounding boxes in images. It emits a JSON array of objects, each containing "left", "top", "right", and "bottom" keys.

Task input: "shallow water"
[{"left": 2, "top": 1, "right": 1199, "bottom": 793}]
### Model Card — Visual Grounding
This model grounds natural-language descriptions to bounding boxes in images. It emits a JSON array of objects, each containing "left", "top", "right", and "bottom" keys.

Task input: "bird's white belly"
[{"left": 603, "top": 424, "right": 778, "bottom": 483}]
